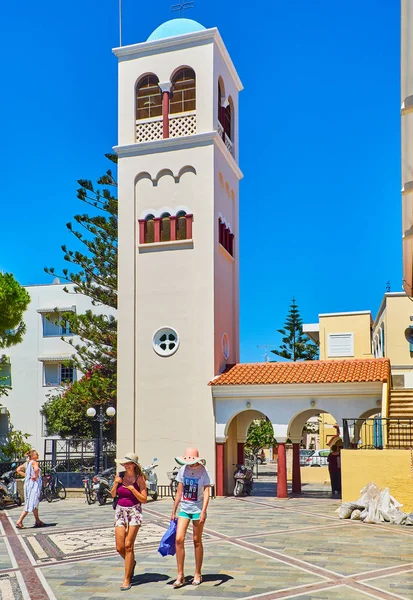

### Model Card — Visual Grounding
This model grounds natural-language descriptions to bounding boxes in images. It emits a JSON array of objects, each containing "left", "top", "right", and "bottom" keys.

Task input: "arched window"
[
  {"left": 224, "top": 102, "right": 232, "bottom": 141},
  {"left": 160, "top": 212, "right": 171, "bottom": 242},
  {"left": 176, "top": 211, "right": 187, "bottom": 240},
  {"left": 218, "top": 80, "right": 224, "bottom": 126},
  {"left": 136, "top": 74, "right": 162, "bottom": 120},
  {"left": 170, "top": 68, "right": 196, "bottom": 114},
  {"left": 145, "top": 214, "right": 155, "bottom": 243}
]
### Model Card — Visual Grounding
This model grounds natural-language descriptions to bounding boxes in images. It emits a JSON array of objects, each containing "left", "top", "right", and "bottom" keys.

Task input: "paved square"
[{"left": 1, "top": 486, "right": 412, "bottom": 599}]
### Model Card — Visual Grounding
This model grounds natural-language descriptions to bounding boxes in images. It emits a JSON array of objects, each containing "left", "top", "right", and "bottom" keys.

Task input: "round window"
[
  {"left": 153, "top": 327, "right": 179, "bottom": 357},
  {"left": 222, "top": 332, "right": 230, "bottom": 361}
]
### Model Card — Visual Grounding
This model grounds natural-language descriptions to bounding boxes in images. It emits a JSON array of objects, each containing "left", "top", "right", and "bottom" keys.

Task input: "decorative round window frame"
[
  {"left": 222, "top": 332, "right": 230, "bottom": 361},
  {"left": 153, "top": 327, "right": 180, "bottom": 357}
]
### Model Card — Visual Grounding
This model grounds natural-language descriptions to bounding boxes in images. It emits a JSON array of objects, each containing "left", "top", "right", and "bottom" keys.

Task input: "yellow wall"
[
  {"left": 341, "top": 449, "right": 413, "bottom": 512},
  {"left": 319, "top": 313, "right": 373, "bottom": 360},
  {"left": 319, "top": 413, "right": 339, "bottom": 447},
  {"left": 300, "top": 466, "right": 330, "bottom": 484},
  {"left": 374, "top": 294, "right": 413, "bottom": 368}
]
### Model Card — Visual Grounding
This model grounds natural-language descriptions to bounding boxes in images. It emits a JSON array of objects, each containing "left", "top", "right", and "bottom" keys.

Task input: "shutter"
[
  {"left": 177, "top": 216, "right": 187, "bottom": 240},
  {"left": 328, "top": 333, "right": 354, "bottom": 357},
  {"left": 44, "top": 364, "right": 59, "bottom": 386}
]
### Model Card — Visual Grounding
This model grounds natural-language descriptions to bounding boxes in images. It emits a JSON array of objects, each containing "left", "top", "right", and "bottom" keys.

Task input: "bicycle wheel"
[
  {"left": 56, "top": 481, "right": 66, "bottom": 500},
  {"left": 170, "top": 480, "right": 178, "bottom": 500},
  {"left": 45, "top": 486, "right": 54, "bottom": 503},
  {"left": 86, "top": 487, "right": 96, "bottom": 505}
]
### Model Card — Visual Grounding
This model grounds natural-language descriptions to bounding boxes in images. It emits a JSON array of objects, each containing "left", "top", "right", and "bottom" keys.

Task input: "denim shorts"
[{"left": 179, "top": 510, "right": 201, "bottom": 521}]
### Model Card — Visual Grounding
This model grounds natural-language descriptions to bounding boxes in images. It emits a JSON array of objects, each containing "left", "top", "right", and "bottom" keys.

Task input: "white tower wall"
[{"left": 115, "top": 25, "right": 242, "bottom": 482}]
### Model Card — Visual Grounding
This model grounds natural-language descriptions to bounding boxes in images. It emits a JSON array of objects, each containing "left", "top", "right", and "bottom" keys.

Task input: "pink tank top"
[{"left": 117, "top": 481, "right": 140, "bottom": 507}]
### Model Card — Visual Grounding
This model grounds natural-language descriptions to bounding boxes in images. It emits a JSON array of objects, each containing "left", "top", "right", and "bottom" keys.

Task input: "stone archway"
[
  {"left": 288, "top": 408, "right": 342, "bottom": 496},
  {"left": 222, "top": 408, "right": 268, "bottom": 495}
]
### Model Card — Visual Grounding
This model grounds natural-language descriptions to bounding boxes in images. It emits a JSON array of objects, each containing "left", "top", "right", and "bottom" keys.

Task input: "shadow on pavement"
[
  {"left": 133, "top": 573, "right": 170, "bottom": 585},
  {"left": 201, "top": 573, "right": 234, "bottom": 586}
]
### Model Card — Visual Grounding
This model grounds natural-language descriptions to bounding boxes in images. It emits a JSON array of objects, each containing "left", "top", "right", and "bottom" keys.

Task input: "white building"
[{"left": 0, "top": 281, "right": 115, "bottom": 457}]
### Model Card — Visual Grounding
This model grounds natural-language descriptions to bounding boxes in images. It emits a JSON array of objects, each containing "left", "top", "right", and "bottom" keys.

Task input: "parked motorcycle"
[
  {"left": 233, "top": 463, "right": 254, "bottom": 496},
  {"left": 143, "top": 461, "right": 158, "bottom": 501},
  {"left": 93, "top": 467, "right": 115, "bottom": 505},
  {"left": 0, "top": 464, "right": 22, "bottom": 508}
]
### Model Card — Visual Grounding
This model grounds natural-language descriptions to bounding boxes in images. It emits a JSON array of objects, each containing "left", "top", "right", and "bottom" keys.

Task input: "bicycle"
[
  {"left": 42, "top": 466, "right": 67, "bottom": 503},
  {"left": 167, "top": 466, "right": 179, "bottom": 500},
  {"left": 80, "top": 466, "right": 96, "bottom": 505}
]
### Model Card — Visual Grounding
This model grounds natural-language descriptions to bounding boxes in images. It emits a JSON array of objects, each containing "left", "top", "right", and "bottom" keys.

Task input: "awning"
[
  {"left": 38, "top": 355, "right": 74, "bottom": 362},
  {"left": 37, "top": 306, "right": 76, "bottom": 314}
]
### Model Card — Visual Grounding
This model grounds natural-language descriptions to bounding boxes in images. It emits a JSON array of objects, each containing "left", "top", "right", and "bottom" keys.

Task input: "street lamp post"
[{"left": 86, "top": 406, "right": 116, "bottom": 473}]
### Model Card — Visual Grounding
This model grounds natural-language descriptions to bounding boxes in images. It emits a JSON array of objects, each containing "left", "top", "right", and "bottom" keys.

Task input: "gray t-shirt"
[{"left": 176, "top": 465, "right": 212, "bottom": 514}]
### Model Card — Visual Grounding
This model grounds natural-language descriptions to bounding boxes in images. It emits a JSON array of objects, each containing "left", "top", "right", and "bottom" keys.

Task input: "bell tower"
[{"left": 114, "top": 18, "right": 243, "bottom": 481}]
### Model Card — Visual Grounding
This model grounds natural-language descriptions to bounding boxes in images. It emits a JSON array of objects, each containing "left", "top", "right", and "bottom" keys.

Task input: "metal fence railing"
[{"left": 343, "top": 418, "right": 413, "bottom": 449}]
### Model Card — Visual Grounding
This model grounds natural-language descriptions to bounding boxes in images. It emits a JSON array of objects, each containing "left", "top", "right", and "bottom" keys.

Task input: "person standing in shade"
[
  {"left": 327, "top": 444, "right": 341, "bottom": 496},
  {"left": 15, "top": 449, "right": 45, "bottom": 529},
  {"left": 111, "top": 452, "right": 147, "bottom": 591},
  {"left": 171, "top": 448, "right": 212, "bottom": 588}
]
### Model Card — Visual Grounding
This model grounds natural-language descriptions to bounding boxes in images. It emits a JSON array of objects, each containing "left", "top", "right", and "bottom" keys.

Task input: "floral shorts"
[{"left": 114, "top": 504, "right": 143, "bottom": 528}]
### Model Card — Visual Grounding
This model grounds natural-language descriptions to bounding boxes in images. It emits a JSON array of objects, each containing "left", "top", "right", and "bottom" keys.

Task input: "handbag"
[
  {"left": 158, "top": 519, "right": 177, "bottom": 556},
  {"left": 112, "top": 496, "right": 119, "bottom": 510}
]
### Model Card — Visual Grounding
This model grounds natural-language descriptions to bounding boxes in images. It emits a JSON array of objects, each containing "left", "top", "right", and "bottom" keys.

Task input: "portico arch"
[{"left": 221, "top": 408, "right": 268, "bottom": 495}]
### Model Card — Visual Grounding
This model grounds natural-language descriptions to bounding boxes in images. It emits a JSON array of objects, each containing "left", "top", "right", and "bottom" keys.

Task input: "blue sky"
[{"left": 0, "top": 0, "right": 400, "bottom": 362}]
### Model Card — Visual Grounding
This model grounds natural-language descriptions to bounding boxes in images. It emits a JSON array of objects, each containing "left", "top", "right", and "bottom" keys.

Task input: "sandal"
[
  {"left": 173, "top": 577, "right": 185, "bottom": 589},
  {"left": 120, "top": 584, "right": 131, "bottom": 591},
  {"left": 192, "top": 575, "right": 202, "bottom": 586},
  {"left": 15, "top": 523, "right": 24, "bottom": 529},
  {"left": 34, "top": 521, "right": 46, "bottom": 528}
]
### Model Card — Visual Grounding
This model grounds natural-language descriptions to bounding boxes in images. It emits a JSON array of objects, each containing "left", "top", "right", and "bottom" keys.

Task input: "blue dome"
[{"left": 147, "top": 19, "right": 206, "bottom": 42}]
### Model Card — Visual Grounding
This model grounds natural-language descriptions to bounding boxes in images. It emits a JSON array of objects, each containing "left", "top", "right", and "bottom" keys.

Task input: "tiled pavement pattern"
[{"left": 0, "top": 488, "right": 412, "bottom": 599}]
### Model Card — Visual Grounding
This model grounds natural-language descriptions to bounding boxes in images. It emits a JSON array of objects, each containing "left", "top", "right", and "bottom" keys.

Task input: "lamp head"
[
  {"left": 86, "top": 407, "right": 96, "bottom": 418},
  {"left": 106, "top": 407, "right": 116, "bottom": 417}
]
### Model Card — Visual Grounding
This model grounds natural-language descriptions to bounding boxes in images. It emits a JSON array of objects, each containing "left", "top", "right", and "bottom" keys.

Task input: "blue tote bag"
[{"left": 158, "top": 519, "right": 178, "bottom": 557}]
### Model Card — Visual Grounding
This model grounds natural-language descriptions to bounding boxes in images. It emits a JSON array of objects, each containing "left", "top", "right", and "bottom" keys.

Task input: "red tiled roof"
[{"left": 209, "top": 358, "right": 390, "bottom": 386}]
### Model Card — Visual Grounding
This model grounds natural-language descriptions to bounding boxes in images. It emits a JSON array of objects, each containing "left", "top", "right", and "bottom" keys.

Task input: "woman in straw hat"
[
  {"left": 171, "top": 447, "right": 213, "bottom": 588},
  {"left": 111, "top": 452, "right": 147, "bottom": 591}
]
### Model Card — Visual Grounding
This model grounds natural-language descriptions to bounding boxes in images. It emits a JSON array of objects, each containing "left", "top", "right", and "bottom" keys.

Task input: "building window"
[
  {"left": 224, "top": 102, "right": 232, "bottom": 141},
  {"left": 0, "top": 411, "right": 8, "bottom": 436},
  {"left": 170, "top": 68, "right": 196, "bottom": 114},
  {"left": 153, "top": 327, "right": 179, "bottom": 357},
  {"left": 44, "top": 363, "right": 75, "bottom": 386},
  {"left": 136, "top": 74, "right": 162, "bottom": 120},
  {"left": 176, "top": 211, "right": 187, "bottom": 240},
  {"left": 160, "top": 213, "right": 171, "bottom": 242},
  {"left": 327, "top": 333, "right": 354, "bottom": 357},
  {"left": 380, "top": 324, "right": 385, "bottom": 357},
  {"left": 222, "top": 333, "right": 230, "bottom": 361},
  {"left": 43, "top": 314, "right": 71, "bottom": 337},
  {"left": 218, "top": 80, "right": 224, "bottom": 128},
  {"left": 218, "top": 218, "right": 234, "bottom": 257},
  {"left": 0, "top": 363, "right": 11, "bottom": 387},
  {"left": 145, "top": 214, "right": 155, "bottom": 243},
  {"left": 140, "top": 211, "right": 193, "bottom": 244}
]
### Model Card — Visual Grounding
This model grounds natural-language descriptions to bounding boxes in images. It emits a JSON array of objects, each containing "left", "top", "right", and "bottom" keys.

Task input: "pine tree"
[
  {"left": 45, "top": 153, "right": 118, "bottom": 408},
  {"left": 271, "top": 297, "right": 319, "bottom": 361}
]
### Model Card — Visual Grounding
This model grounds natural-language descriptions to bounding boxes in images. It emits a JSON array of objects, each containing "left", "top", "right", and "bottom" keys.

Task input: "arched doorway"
[
  {"left": 288, "top": 409, "right": 343, "bottom": 497},
  {"left": 222, "top": 408, "right": 272, "bottom": 495}
]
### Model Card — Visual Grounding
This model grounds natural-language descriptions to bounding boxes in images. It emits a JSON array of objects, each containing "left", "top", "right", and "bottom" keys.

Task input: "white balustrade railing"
[
  {"left": 169, "top": 111, "right": 196, "bottom": 137},
  {"left": 136, "top": 116, "right": 163, "bottom": 143}
]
